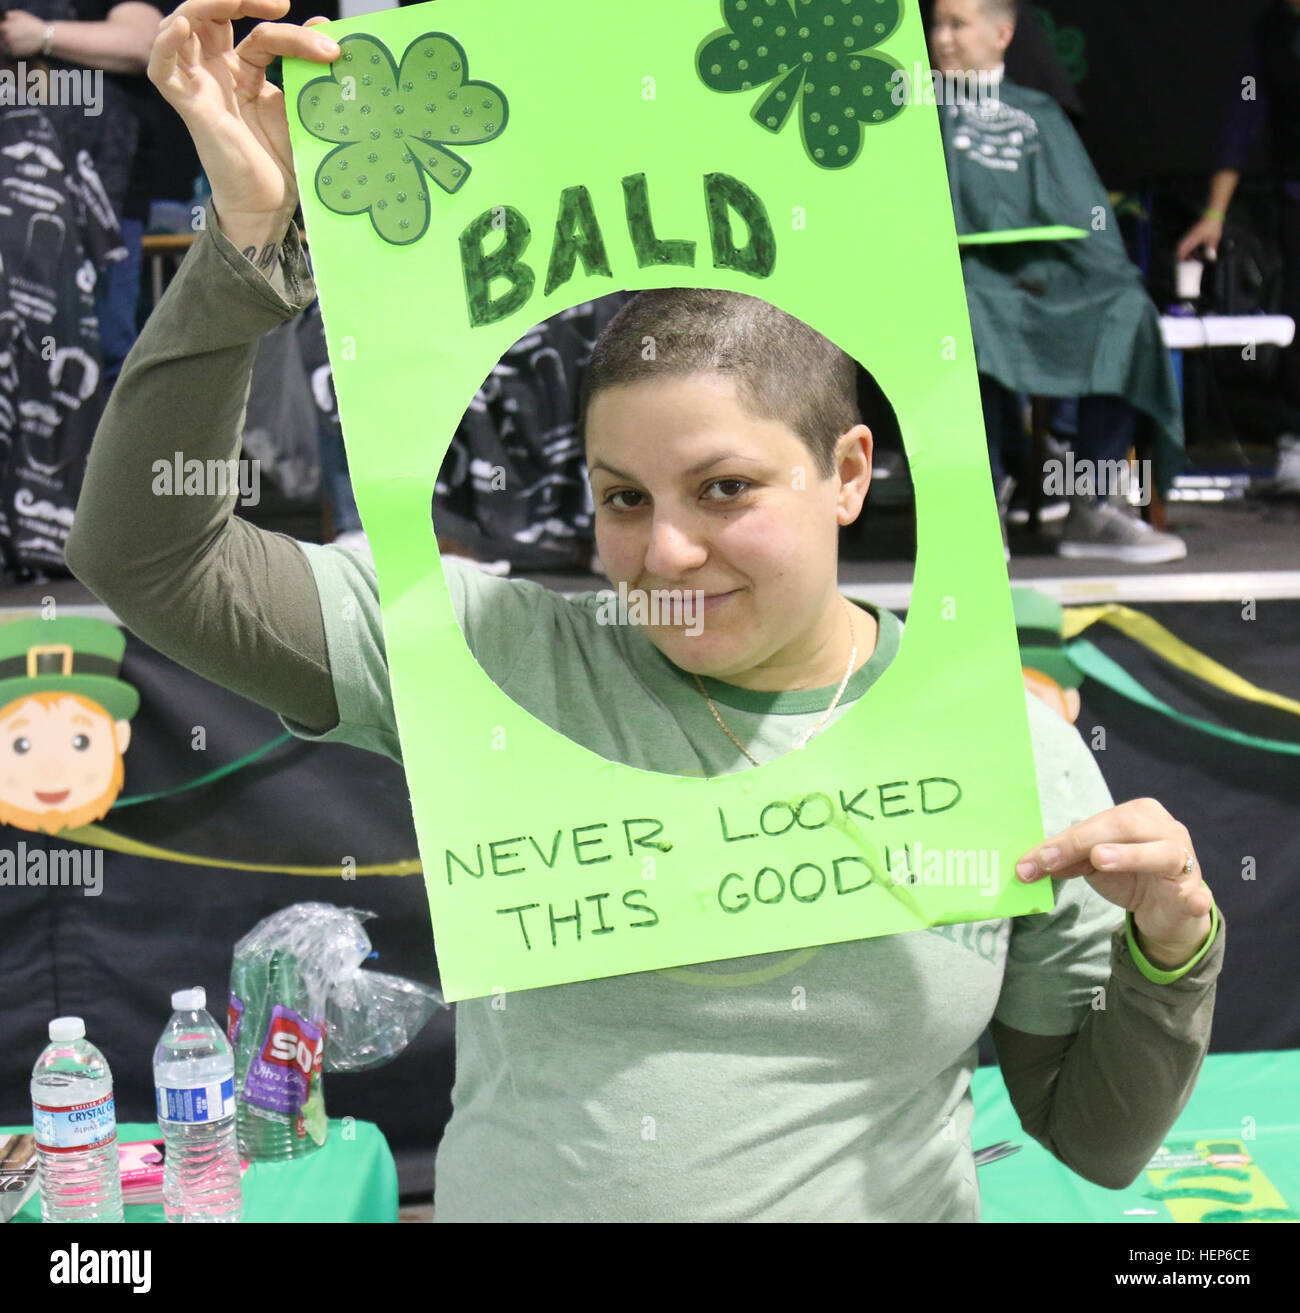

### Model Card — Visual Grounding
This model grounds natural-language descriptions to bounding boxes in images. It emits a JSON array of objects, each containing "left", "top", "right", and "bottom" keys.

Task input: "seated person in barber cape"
[
  {"left": 63, "top": 0, "right": 1224, "bottom": 1222},
  {"left": 929, "top": 0, "right": 1188, "bottom": 564}
]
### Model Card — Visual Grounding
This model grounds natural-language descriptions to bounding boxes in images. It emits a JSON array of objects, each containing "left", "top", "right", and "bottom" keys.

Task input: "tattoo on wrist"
[{"left": 241, "top": 243, "right": 280, "bottom": 271}]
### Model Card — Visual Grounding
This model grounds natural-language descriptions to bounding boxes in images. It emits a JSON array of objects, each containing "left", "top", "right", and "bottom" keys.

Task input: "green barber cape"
[{"left": 940, "top": 79, "right": 1185, "bottom": 497}]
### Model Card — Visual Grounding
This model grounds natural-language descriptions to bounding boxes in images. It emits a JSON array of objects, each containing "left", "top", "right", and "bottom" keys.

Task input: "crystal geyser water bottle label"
[
  {"left": 32, "top": 1093, "right": 117, "bottom": 1152},
  {"left": 156, "top": 1077, "right": 236, "bottom": 1124},
  {"left": 241, "top": 1006, "right": 323, "bottom": 1116}
]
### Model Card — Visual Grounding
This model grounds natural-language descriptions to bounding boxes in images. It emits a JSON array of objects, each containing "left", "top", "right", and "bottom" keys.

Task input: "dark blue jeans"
[
  {"left": 319, "top": 421, "right": 363, "bottom": 534},
  {"left": 980, "top": 375, "right": 1137, "bottom": 499},
  {"left": 94, "top": 217, "right": 143, "bottom": 386}
]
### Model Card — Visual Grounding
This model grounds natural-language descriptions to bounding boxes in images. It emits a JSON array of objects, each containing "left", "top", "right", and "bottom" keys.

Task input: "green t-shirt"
[{"left": 280, "top": 542, "right": 1128, "bottom": 1221}]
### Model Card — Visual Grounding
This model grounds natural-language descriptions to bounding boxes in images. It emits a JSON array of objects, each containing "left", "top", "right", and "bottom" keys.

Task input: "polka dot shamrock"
[
  {"left": 297, "top": 31, "right": 508, "bottom": 245},
  {"left": 697, "top": 0, "right": 905, "bottom": 169}
]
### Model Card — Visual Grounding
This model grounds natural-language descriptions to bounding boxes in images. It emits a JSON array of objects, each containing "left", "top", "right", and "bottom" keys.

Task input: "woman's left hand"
[{"left": 1016, "top": 796, "right": 1214, "bottom": 968}]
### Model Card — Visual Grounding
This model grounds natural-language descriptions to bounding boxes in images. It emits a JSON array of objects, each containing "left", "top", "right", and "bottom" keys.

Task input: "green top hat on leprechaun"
[{"left": 0, "top": 617, "right": 140, "bottom": 721}]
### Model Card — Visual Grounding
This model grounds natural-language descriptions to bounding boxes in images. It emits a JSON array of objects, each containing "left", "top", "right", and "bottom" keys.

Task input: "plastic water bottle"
[
  {"left": 153, "top": 987, "right": 242, "bottom": 1223},
  {"left": 30, "top": 1017, "right": 124, "bottom": 1223}
]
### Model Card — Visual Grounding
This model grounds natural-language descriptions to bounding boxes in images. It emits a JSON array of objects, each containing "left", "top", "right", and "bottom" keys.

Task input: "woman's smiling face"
[{"left": 585, "top": 372, "right": 872, "bottom": 691}]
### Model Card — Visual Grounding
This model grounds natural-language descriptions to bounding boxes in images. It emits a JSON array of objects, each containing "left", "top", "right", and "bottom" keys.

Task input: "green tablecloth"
[
  {"left": 13, "top": 1054, "right": 1293, "bottom": 1222},
  {"left": 972, "top": 1050, "right": 1300, "bottom": 1223},
  {"left": 7, "top": 1118, "right": 398, "bottom": 1223}
]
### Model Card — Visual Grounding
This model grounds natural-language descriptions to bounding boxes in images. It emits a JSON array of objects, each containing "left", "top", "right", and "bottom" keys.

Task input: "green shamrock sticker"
[
  {"left": 297, "top": 31, "right": 508, "bottom": 246},
  {"left": 1036, "top": 8, "right": 1087, "bottom": 84},
  {"left": 697, "top": 0, "right": 905, "bottom": 169}
]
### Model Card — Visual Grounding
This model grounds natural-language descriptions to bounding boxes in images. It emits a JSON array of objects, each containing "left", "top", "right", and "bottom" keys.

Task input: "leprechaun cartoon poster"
[
  {"left": 282, "top": 0, "right": 1053, "bottom": 1002},
  {"left": 0, "top": 618, "right": 138, "bottom": 836}
]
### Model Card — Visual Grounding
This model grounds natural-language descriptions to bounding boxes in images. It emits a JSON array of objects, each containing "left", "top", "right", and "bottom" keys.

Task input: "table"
[
  {"left": 1159, "top": 314, "right": 1296, "bottom": 352},
  {"left": 14, "top": 1057, "right": 1291, "bottom": 1223},
  {"left": 1159, "top": 315, "right": 1297, "bottom": 495},
  {"left": 971, "top": 1049, "right": 1300, "bottom": 1223},
  {"left": 6, "top": 1118, "right": 398, "bottom": 1223}
]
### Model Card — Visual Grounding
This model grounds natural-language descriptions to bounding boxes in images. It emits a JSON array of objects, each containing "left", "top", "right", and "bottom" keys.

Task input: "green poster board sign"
[{"left": 283, "top": 0, "right": 1053, "bottom": 1003}]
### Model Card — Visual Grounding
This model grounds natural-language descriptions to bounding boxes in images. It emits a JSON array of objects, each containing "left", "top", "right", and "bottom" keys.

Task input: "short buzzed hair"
[
  {"left": 978, "top": 0, "right": 1018, "bottom": 24},
  {"left": 577, "top": 288, "right": 861, "bottom": 480}
]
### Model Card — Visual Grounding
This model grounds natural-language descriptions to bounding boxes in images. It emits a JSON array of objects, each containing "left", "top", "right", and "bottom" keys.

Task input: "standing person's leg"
[
  {"left": 1277, "top": 193, "right": 1300, "bottom": 429},
  {"left": 980, "top": 373, "right": 1014, "bottom": 489},
  {"left": 1001, "top": 395, "right": 1030, "bottom": 490},
  {"left": 298, "top": 303, "right": 365, "bottom": 545},
  {"left": 1005, "top": 399, "right": 1069, "bottom": 524},
  {"left": 318, "top": 423, "right": 363, "bottom": 536},
  {"left": 979, "top": 374, "right": 1015, "bottom": 558},
  {"left": 1273, "top": 191, "right": 1300, "bottom": 490},
  {"left": 93, "top": 218, "right": 144, "bottom": 388},
  {"left": 1059, "top": 395, "right": 1186, "bottom": 562}
]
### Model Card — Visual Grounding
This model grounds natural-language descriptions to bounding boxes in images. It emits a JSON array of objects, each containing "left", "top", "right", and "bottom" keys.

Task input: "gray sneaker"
[{"left": 1058, "top": 496, "right": 1187, "bottom": 564}]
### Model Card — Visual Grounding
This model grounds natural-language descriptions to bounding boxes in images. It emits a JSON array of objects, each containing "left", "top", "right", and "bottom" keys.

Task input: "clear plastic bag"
[{"left": 230, "top": 902, "right": 445, "bottom": 1076}]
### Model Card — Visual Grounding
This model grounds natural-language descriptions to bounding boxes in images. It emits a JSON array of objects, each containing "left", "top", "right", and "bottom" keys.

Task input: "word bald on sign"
[{"left": 460, "top": 171, "right": 776, "bottom": 325}]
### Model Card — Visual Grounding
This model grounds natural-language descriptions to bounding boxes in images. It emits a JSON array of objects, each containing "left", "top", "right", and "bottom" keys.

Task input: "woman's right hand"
[
  {"left": 1176, "top": 214, "right": 1224, "bottom": 263},
  {"left": 149, "top": 0, "right": 339, "bottom": 249}
]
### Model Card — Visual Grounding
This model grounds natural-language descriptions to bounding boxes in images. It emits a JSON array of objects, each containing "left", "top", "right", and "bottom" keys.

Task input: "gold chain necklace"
[{"left": 691, "top": 600, "right": 859, "bottom": 767}]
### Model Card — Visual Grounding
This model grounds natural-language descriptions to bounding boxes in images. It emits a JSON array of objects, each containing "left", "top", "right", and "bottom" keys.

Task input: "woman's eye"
[
  {"left": 603, "top": 489, "right": 645, "bottom": 510},
  {"left": 72, "top": 735, "right": 90, "bottom": 751},
  {"left": 12, "top": 737, "right": 30, "bottom": 755},
  {"left": 704, "top": 479, "right": 750, "bottom": 500}
]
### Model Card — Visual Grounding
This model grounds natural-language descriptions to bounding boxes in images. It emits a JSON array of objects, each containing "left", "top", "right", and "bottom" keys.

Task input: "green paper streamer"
[
  {"left": 1067, "top": 640, "right": 1300, "bottom": 756},
  {"left": 111, "top": 734, "right": 295, "bottom": 809}
]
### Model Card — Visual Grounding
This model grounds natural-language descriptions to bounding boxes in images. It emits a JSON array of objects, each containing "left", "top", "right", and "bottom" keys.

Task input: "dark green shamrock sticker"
[
  {"left": 697, "top": 0, "right": 904, "bottom": 170},
  {"left": 298, "top": 31, "right": 508, "bottom": 245}
]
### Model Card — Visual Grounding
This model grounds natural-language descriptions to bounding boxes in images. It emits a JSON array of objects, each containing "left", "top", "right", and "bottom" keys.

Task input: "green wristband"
[
  {"left": 1203, "top": 207, "right": 1226, "bottom": 223},
  {"left": 1127, "top": 898, "right": 1220, "bottom": 984}
]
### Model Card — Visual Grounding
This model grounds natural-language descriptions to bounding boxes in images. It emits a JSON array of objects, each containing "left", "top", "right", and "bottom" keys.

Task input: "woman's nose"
[{"left": 643, "top": 513, "right": 707, "bottom": 579}]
